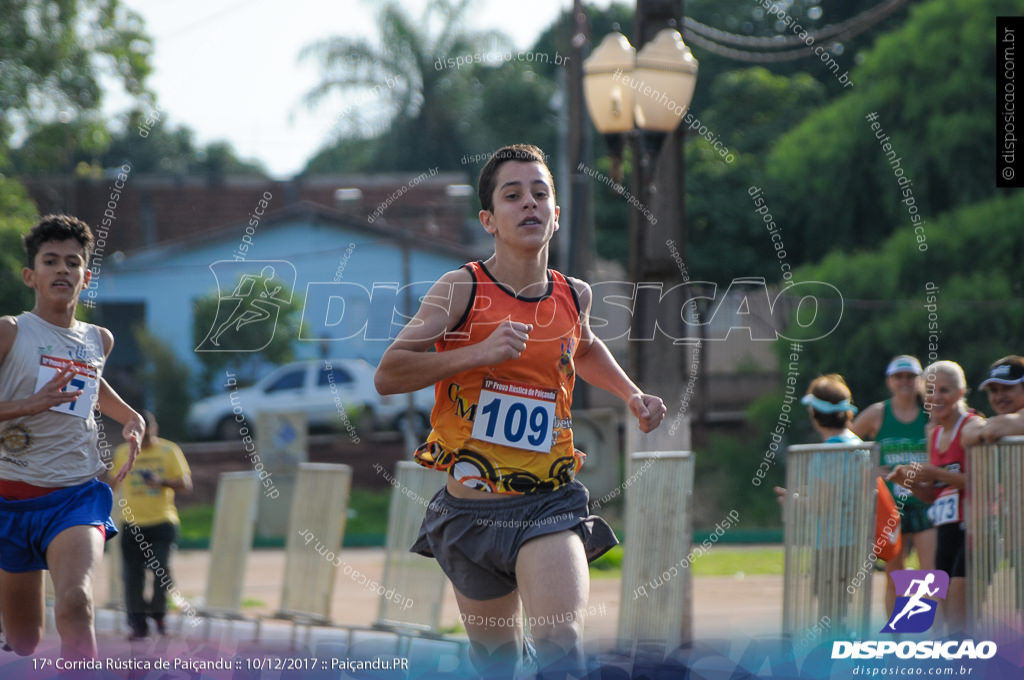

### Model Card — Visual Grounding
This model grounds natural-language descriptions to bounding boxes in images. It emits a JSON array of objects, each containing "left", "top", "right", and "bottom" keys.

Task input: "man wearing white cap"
[{"left": 962, "top": 356, "right": 1024, "bottom": 612}]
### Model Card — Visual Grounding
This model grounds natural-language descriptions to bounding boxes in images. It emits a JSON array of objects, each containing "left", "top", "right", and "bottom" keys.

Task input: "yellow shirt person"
[
  {"left": 110, "top": 412, "right": 192, "bottom": 639},
  {"left": 113, "top": 436, "right": 190, "bottom": 527}
]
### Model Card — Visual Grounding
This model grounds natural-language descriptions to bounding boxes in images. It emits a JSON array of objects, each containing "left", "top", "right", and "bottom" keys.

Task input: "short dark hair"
[
  {"left": 23, "top": 214, "right": 94, "bottom": 268},
  {"left": 990, "top": 355, "right": 1024, "bottom": 372},
  {"left": 477, "top": 144, "right": 554, "bottom": 213},
  {"left": 807, "top": 373, "right": 854, "bottom": 429}
]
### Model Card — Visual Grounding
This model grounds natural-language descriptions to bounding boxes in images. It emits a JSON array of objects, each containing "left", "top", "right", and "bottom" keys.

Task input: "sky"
[{"left": 116, "top": 0, "right": 614, "bottom": 178}]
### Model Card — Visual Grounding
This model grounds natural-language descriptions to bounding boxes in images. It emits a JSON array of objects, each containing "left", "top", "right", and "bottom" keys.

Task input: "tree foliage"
[
  {"left": 301, "top": 0, "right": 513, "bottom": 173},
  {"left": 686, "top": 67, "right": 825, "bottom": 281},
  {"left": 99, "top": 117, "right": 266, "bottom": 177},
  {"left": 0, "top": 177, "right": 40, "bottom": 315},
  {"left": 191, "top": 284, "right": 306, "bottom": 392},
  {"left": 134, "top": 327, "right": 191, "bottom": 441},
  {"left": 765, "top": 0, "right": 1014, "bottom": 265},
  {"left": 783, "top": 191, "right": 1024, "bottom": 414},
  {"left": 0, "top": 0, "right": 152, "bottom": 141}
]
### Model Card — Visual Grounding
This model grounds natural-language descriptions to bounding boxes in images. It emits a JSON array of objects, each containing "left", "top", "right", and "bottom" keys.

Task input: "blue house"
[{"left": 90, "top": 202, "right": 486, "bottom": 388}]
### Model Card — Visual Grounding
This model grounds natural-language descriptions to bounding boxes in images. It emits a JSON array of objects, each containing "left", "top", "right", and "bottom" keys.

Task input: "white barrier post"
[
  {"left": 617, "top": 451, "right": 695, "bottom": 653},
  {"left": 782, "top": 442, "right": 878, "bottom": 640},
  {"left": 376, "top": 462, "right": 449, "bottom": 633},
  {"left": 967, "top": 436, "right": 1024, "bottom": 638}
]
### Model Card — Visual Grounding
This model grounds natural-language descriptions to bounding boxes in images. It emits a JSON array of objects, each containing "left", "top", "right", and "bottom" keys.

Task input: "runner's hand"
[
  {"left": 22, "top": 366, "right": 82, "bottom": 415},
  {"left": 628, "top": 393, "right": 666, "bottom": 433},
  {"left": 888, "top": 463, "right": 935, "bottom": 487},
  {"left": 113, "top": 413, "right": 146, "bottom": 485},
  {"left": 477, "top": 321, "right": 533, "bottom": 365}
]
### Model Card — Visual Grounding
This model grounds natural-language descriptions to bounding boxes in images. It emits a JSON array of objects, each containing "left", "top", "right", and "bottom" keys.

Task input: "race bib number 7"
[
  {"left": 927, "top": 492, "right": 960, "bottom": 526},
  {"left": 35, "top": 355, "right": 99, "bottom": 419},
  {"left": 471, "top": 379, "right": 557, "bottom": 453}
]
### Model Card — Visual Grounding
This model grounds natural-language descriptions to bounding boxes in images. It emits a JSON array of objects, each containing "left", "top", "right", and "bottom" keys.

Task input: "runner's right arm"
[
  {"left": 0, "top": 315, "right": 81, "bottom": 421},
  {"left": 887, "top": 464, "right": 938, "bottom": 503},
  {"left": 374, "top": 269, "right": 532, "bottom": 395}
]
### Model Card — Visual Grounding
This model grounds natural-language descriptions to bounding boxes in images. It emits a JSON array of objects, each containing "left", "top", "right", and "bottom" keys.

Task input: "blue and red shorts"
[{"left": 0, "top": 478, "right": 118, "bottom": 573}]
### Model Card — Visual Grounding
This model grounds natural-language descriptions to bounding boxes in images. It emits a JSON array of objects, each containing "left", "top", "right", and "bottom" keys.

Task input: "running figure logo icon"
[
  {"left": 882, "top": 570, "right": 949, "bottom": 633},
  {"left": 195, "top": 261, "right": 297, "bottom": 352}
]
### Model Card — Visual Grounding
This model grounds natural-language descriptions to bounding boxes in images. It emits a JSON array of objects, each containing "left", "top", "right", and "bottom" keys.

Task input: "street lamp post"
[
  {"left": 582, "top": 4, "right": 700, "bottom": 649},
  {"left": 582, "top": 3, "right": 697, "bottom": 451}
]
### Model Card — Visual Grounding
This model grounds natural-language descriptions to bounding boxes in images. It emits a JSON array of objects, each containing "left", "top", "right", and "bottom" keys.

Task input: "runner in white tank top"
[{"left": 0, "top": 215, "right": 145, "bottom": 661}]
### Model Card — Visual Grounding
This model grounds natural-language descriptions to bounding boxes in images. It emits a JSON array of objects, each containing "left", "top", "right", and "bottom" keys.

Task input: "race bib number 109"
[
  {"left": 35, "top": 355, "right": 99, "bottom": 419},
  {"left": 471, "top": 379, "right": 557, "bottom": 453}
]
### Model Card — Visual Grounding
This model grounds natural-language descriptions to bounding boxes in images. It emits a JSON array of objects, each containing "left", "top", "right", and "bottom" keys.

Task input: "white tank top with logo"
[{"left": 0, "top": 312, "right": 107, "bottom": 486}]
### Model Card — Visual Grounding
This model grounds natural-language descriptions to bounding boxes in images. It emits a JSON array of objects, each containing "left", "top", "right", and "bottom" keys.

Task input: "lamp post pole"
[
  {"left": 631, "top": 0, "right": 689, "bottom": 450},
  {"left": 568, "top": 0, "right": 593, "bottom": 408}
]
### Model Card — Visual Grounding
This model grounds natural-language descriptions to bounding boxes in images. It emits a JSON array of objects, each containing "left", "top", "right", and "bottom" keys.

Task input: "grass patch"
[
  {"left": 178, "top": 505, "right": 214, "bottom": 542},
  {"left": 346, "top": 489, "right": 391, "bottom": 536},
  {"left": 177, "top": 489, "right": 393, "bottom": 545},
  {"left": 690, "top": 546, "right": 783, "bottom": 576},
  {"left": 590, "top": 545, "right": 623, "bottom": 574},
  {"left": 438, "top": 621, "right": 465, "bottom": 635},
  {"left": 241, "top": 598, "right": 266, "bottom": 608},
  {"left": 590, "top": 545, "right": 785, "bottom": 578}
]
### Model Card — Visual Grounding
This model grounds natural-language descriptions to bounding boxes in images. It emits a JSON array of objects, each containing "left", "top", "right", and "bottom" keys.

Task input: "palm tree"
[{"left": 300, "top": 0, "right": 511, "bottom": 172}]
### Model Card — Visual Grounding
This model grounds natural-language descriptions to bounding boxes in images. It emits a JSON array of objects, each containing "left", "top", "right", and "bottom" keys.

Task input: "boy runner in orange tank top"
[{"left": 375, "top": 145, "right": 666, "bottom": 677}]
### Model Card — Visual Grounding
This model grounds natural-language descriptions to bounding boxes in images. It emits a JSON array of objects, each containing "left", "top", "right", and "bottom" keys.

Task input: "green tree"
[
  {"left": 0, "top": 0, "right": 155, "bottom": 308},
  {"left": 0, "top": 177, "right": 40, "bottom": 315},
  {"left": 99, "top": 118, "right": 267, "bottom": 177},
  {"left": 7, "top": 116, "right": 112, "bottom": 174},
  {"left": 10, "top": 114, "right": 266, "bottom": 177},
  {"left": 134, "top": 327, "right": 191, "bottom": 441},
  {"left": 765, "top": 0, "right": 1015, "bottom": 265},
  {"left": 781, "top": 191, "right": 1024, "bottom": 414},
  {"left": 683, "top": 0, "right": 908, "bottom": 103},
  {"left": 685, "top": 67, "right": 825, "bottom": 282},
  {"left": 191, "top": 283, "right": 306, "bottom": 392},
  {"left": 300, "top": 0, "right": 510, "bottom": 173},
  {"left": 0, "top": 0, "right": 152, "bottom": 146}
]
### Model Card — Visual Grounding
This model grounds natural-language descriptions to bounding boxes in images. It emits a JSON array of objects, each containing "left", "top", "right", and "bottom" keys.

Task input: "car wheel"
[{"left": 216, "top": 415, "right": 242, "bottom": 441}]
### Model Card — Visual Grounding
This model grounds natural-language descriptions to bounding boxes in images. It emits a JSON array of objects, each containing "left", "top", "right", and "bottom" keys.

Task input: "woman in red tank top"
[{"left": 890, "top": 360, "right": 982, "bottom": 637}]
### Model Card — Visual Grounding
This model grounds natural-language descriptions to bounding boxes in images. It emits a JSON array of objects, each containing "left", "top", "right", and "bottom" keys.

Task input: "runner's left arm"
[
  {"left": 96, "top": 327, "right": 145, "bottom": 483},
  {"left": 570, "top": 279, "right": 666, "bottom": 433}
]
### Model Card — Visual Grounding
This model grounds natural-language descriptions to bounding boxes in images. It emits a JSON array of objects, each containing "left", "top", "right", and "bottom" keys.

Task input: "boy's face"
[
  {"left": 23, "top": 238, "right": 91, "bottom": 305},
  {"left": 985, "top": 381, "right": 1024, "bottom": 414},
  {"left": 480, "top": 161, "right": 559, "bottom": 250}
]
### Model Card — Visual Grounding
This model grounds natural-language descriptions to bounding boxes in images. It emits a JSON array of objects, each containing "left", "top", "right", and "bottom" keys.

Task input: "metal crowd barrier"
[
  {"left": 199, "top": 471, "right": 260, "bottom": 636},
  {"left": 967, "top": 435, "right": 1024, "bottom": 638},
  {"left": 782, "top": 442, "right": 878, "bottom": 640},
  {"left": 257, "top": 462, "right": 352, "bottom": 642},
  {"left": 618, "top": 451, "right": 695, "bottom": 653},
  {"left": 375, "top": 462, "right": 449, "bottom": 634}
]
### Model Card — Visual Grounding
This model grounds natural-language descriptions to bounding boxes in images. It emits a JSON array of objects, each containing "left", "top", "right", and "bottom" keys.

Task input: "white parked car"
[{"left": 186, "top": 359, "right": 435, "bottom": 440}]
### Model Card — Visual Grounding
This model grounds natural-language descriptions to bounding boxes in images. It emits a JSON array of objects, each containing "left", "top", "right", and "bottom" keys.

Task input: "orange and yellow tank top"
[{"left": 414, "top": 260, "right": 583, "bottom": 494}]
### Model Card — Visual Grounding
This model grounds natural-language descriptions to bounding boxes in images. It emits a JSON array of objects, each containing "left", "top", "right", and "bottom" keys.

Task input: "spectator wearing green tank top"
[{"left": 851, "top": 355, "right": 934, "bottom": 620}]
